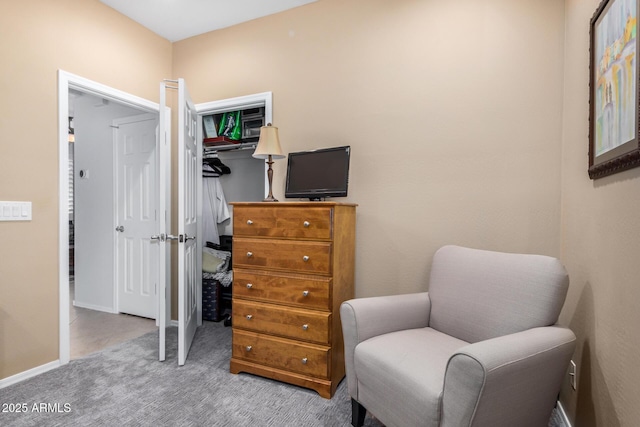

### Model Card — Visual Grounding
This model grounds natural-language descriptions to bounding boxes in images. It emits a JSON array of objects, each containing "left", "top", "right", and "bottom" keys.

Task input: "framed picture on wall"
[{"left": 589, "top": 0, "right": 640, "bottom": 179}]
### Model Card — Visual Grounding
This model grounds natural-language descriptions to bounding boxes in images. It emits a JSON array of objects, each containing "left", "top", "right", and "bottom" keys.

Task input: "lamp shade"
[{"left": 253, "top": 125, "right": 285, "bottom": 159}]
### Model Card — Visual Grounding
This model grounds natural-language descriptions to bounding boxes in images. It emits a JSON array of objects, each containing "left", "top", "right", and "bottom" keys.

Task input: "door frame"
[{"left": 57, "top": 70, "right": 161, "bottom": 365}]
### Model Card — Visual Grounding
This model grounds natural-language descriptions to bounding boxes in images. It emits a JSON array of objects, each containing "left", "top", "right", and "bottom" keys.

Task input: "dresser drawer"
[
  {"left": 233, "top": 299, "right": 331, "bottom": 344},
  {"left": 233, "top": 330, "right": 329, "bottom": 378},
  {"left": 234, "top": 270, "right": 331, "bottom": 310},
  {"left": 233, "top": 206, "right": 332, "bottom": 240},
  {"left": 234, "top": 238, "right": 332, "bottom": 275}
]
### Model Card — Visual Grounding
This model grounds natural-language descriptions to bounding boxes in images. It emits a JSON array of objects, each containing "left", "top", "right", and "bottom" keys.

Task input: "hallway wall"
[{"left": 73, "top": 93, "right": 143, "bottom": 312}]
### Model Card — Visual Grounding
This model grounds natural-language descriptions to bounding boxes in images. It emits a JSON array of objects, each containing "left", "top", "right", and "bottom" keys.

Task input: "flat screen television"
[{"left": 285, "top": 146, "right": 351, "bottom": 201}]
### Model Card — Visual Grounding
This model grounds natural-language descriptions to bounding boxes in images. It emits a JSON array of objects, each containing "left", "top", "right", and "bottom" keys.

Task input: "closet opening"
[{"left": 196, "top": 92, "right": 272, "bottom": 326}]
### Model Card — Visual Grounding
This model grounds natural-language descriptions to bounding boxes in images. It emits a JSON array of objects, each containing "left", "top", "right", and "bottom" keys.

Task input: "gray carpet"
[
  {"left": 0, "top": 322, "right": 379, "bottom": 427},
  {"left": 0, "top": 322, "right": 565, "bottom": 427}
]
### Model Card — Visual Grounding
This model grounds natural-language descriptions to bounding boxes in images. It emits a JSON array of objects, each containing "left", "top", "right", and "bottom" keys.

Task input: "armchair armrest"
[
  {"left": 340, "top": 292, "right": 431, "bottom": 397},
  {"left": 441, "top": 326, "right": 576, "bottom": 427}
]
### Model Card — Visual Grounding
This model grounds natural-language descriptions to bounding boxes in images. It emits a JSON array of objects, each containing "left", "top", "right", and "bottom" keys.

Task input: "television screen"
[{"left": 285, "top": 146, "right": 351, "bottom": 200}]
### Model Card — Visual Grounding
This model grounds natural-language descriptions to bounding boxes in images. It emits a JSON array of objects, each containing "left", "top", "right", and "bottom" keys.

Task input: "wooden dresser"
[{"left": 229, "top": 202, "right": 356, "bottom": 398}]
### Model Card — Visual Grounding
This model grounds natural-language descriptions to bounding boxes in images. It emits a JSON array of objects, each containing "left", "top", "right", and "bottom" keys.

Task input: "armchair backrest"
[{"left": 428, "top": 245, "right": 569, "bottom": 343}]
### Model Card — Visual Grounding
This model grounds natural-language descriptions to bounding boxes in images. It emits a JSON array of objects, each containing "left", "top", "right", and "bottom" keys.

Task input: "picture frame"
[{"left": 589, "top": 0, "right": 640, "bottom": 179}]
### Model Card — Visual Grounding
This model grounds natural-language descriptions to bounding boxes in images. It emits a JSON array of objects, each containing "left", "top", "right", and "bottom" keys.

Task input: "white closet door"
[{"left": 177, "top": 78, "right": 202, "bottom": 366}]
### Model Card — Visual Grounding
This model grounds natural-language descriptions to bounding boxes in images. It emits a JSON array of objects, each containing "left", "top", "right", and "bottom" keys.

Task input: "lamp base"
[{"left": 263, "top": 154, "right": 278, "bottom": 202}]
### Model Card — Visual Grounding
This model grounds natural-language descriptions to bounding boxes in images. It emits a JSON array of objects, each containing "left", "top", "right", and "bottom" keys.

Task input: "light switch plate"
[{"left": 0, "top": 201, "right": 32, "bottom": 221}]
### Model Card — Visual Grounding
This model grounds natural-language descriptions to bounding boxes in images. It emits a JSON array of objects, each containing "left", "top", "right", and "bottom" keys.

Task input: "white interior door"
[
  {"left": 158, "top": 84, "right": 172, "bottom": 362},
  {"left": 157, "top": 77, "right": 200, "bottom": 365},
  {"left": 115, "top": 114, "right": 159, "bottom": 319},
  {"left": 178, "top": 79, "right": 202, "bottom": 365},
  {"left": 177, "top": 78, "right": 202, "bottom": 366}
]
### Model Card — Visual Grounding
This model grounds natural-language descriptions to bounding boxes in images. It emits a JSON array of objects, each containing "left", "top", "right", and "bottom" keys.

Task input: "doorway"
[
  {"left": 58, "top": 71, "right": 273, "bottom": 366},
  {"left": 69, "top": 97, "right": 159, "bottom": 358},
  {"left": 58, "top": 71, "right": 164, "bottom": 364}
]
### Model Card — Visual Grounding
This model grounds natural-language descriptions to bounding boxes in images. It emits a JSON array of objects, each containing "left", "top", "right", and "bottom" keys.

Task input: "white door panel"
[
  {"left": 115, "top": 115, "right": 159, "bottom": 319},
  {"left": 178, "top": 78, "right": 202, "bottom": 366}
]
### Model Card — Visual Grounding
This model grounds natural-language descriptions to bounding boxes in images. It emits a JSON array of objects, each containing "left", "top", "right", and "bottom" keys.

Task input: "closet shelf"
[{"left": 203, "top": 142, "right": 257, "bottom": 153}]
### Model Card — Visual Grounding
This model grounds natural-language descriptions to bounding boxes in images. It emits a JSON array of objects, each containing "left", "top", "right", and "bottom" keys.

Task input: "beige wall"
[
  {"left": 5, "top": 1, "right": 637, "bottom": 426},
  {"left": 174, "top": 0, "right": 566, "bottom": 299},
  {"left": 0, "top": 0, "right": 172, "bottom": 378},
  {"left": 561, "top": 1, "right": 640, "bottom": 426},
  {"left": 1, "top": 0, "right": 566, "bottom": 381}
]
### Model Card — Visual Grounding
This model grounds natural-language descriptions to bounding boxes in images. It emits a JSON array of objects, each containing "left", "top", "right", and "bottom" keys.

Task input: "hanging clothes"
[
  {"left": 203, "top": 163, "right": 220, "bottom": 177},
  {"left": 203, "top": 158, "right": 230, "bottom": 177},
  {"left": 202, "top": 177, "right": 230, "bottom": 245}
]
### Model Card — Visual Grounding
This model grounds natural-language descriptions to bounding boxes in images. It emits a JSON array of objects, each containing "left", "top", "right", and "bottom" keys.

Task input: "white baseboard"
[
  {"left": 73, "top": 300, "right": 116, "bottom": 313},
  {"left": 0, "top": 360, "right": 60, "bottom": 389},
  {"left": 557, "top": 400, "right": 573, "bottom": 427}
]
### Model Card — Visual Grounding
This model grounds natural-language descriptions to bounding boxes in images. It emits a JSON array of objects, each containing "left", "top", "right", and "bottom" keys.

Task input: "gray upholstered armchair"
[{"left": 340, "top": 245, "right": 576, "bottom": 427}]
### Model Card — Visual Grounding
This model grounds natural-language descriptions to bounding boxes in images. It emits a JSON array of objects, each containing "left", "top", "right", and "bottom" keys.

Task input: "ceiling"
[{"left": 99, "top": 0, "right": 318, "bottom": 42}]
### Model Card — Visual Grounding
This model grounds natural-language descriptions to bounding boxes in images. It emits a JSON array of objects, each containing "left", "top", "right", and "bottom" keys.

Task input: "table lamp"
[{"left": 252, "top": 123, "right": 285, "bottom": 202}]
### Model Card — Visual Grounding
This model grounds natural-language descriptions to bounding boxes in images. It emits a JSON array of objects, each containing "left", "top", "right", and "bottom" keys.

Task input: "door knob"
[{"left": 115, "top": 225, "right": 125, "bottom": 232}]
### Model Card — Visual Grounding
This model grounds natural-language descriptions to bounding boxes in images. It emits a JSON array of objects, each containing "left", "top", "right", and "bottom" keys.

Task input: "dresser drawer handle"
[
  {"left": 246, "top": 345, "right": 252, "bottom": 352},
  {"left": 246, "top": 314, "right": 253, "bottom": 320},
  {"left": 246, "top": 283, "right": 253, "bottom": 289},
  {"left": 302, "top": 255, "right": 309, "bottom": 262},
  {"left": 247, "top": 220, "right": 253, "bottom": 225},
  {"left": 302, "top": 324, "right": 309, "bottom": 331},
  {"left": 302, "top": 290, "right": 309, "bottom": 297},
  {"left": 247, "top": 251, "right": 253, "bottom": 258},
  {"left": 303, "top": 221, "right": 310, "bottom": 228},
  {"left": 301, "top": 357, "right": 308, "bottom": 365}
]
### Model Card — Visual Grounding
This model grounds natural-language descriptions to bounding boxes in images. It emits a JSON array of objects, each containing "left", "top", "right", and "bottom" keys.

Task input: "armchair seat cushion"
[{"left": 354, "top": 327, "right": 468, "bottom": 427}]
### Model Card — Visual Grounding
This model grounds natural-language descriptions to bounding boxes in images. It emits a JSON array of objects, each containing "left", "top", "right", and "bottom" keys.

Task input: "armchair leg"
[{"left": 351, "top": 398, "right": 366, "bottom": 427}]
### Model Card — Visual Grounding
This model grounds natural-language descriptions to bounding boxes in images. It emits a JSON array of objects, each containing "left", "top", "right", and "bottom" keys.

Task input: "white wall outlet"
[{"left": 569, "top": 360, "right": 577, "bottom": 390}]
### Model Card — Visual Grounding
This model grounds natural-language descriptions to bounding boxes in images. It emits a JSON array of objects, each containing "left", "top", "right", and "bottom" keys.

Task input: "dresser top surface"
[{"left": 229, "top": 201, "right": 357, "bottom": 207}]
